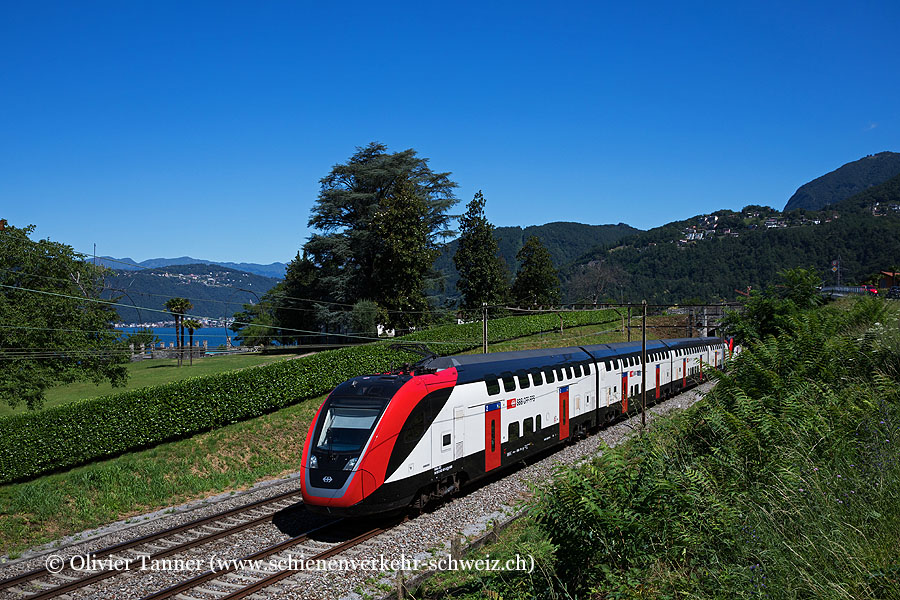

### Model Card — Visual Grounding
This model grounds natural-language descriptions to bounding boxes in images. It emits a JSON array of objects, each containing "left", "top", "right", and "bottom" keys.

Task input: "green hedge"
[{"left": 0, "top": 311, "right": 613, "bottom": 483}]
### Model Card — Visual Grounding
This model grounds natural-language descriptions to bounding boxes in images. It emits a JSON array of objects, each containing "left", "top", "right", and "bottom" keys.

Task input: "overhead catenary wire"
[
  {"left": 1, "top": 265, "right": 461, "bottom": 317},
  {"left": 0, "top": 282, "right": 514, "bottom": 346}
]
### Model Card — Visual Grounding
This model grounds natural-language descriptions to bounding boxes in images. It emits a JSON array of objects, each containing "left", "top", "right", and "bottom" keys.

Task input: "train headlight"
[
  {"left": 344, "top": 457, "right": 358, "bottom": 471},
  {"left": 309, "top": 454, "right": 318, "bottom": 469}
]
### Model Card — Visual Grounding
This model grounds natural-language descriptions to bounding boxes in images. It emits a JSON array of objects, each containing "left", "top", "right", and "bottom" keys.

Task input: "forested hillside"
[
  {"left": 102, "top": 264, "right": 280, "bottom": 323},
  {"left": 784, "top": 151, "right": 900, "bottom": 211},
  {"left": 432, "top": 222, "right": 638, "bottom": 300},
  {"left": 568, "top": 175, "right": 900, "bottom": 304}
]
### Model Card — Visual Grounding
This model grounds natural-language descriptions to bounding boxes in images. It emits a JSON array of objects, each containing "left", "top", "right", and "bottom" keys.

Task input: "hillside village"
[{"left": 677, "top": 206, "right": 840, "bottom": 245}]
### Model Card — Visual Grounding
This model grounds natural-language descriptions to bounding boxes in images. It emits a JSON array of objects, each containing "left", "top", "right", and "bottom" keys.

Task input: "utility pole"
[
  {"left": 627, "top": 306, "right": 631, "bottom": 341},
  {"left": 482, "top": 303, "right": 488, "bottom": 354},
  {"left": 688, "top": 308, "right": 693, "bottom": 338},
  {"left": 641, "top": 300, "right": 647, "bottom": 428}
]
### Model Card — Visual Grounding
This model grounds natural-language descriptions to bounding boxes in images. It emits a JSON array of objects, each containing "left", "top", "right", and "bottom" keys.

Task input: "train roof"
[{"left": 426, "top": 336, "right": 722, "bottom": 383}]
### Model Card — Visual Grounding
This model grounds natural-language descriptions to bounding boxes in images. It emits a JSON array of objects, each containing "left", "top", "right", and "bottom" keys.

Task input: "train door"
[
  {"left": 453, "top": 406, "right": 465, "bottom": 459},
  {"left": 682, "top": 358, "right": 687, "bottom": 387},
  {"left": 621, "top": 372, "right": 629, "bottom": 412},
  {"left": 655, "top": 364, "right": 660, "bottom": 399},
  {"left": 484, "top": 402, "right": 501, "bottom": 472},
  {"left": 558, "top": 386, "right": 569, "bottom": 440}
]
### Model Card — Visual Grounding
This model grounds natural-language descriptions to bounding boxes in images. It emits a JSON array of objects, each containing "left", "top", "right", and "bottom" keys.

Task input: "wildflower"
[
  {"left": 837, "top": 474, "right": 841, "bottom": 478},
  {"left": 799, "top": 488, "right": 804, "bottom": 492}
]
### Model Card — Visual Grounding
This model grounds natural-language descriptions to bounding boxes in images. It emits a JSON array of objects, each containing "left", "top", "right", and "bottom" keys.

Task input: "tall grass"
[{"left": 423, "top": 299, "right": 900, "bottom": 599}]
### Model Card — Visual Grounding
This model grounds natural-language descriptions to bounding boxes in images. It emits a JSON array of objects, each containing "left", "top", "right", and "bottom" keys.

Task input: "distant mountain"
[
  {"left": 102, "top": 264, "right": 281, "bottom": 323},
  {"left": 432, "top": 222, "right": 640, "bottom": 300},
  {"left": 97, "top": 256, "right": 287, "bottom": 279},
  {"left": 784, "top": 151, "right": 900, "bottom": 211},
  {"left": 568, "top": 178, "right": 900, "bottom": 304}
]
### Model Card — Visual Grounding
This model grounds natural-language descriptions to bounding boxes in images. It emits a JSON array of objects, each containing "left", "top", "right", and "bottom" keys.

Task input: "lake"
[{"left": 118, "top": 326, "right": 237, "bottom": 347}]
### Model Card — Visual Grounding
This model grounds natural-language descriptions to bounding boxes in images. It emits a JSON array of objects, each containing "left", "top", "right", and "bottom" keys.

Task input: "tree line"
[{"left": 232, "top": 142, "right": 561, "bottom": 345}]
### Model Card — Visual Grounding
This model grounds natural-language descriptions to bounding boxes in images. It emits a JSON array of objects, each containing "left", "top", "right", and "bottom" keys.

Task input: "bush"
[
  {"left": 491, "top": 298, "right": 900, "bottom": 599},
  {"left": 0, "top": 310, "right": 613, "bottom": 483}
]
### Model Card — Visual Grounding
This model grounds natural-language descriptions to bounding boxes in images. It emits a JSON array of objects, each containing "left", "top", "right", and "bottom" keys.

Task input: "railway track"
[
  {"left": 140, "top": 519, "right": 391, "bottom": 600},
  {"left": 0, "top": 488, "right": 303, "bottom": 599}
]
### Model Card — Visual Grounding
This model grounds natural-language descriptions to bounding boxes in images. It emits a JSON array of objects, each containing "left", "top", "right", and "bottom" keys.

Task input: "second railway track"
[
  {"left": 140, "top": 519, "right": 392, "bottom": 600},
  {"left": 0, "top": 488, "right": 303, "bottom": 599}
]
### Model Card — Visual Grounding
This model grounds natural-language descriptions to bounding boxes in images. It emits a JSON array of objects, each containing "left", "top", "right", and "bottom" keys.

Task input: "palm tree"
[
  {"left": 164, "top": 298, "right": 182, "bottom": 365},
  {"left": 182, "top": 319, "right": 202, "bottom": 366},
  {"left": 165, "top": 297, "right": 192, "bottom": 366}
]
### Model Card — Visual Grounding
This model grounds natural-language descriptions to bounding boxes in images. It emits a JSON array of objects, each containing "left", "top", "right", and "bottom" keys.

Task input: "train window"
[
  {"left": 517, "top": 372, "right": 530, "bottom": 389},
  {"left": 491, "top": 420, "right": 496, "bottom": 451},
  {"left": 584, "top": 363, "right": 592, "bottom": 375},
  {"left": 509, "top": 421, "right": 520, "bottom": 441},
  {"left": 614, "top": 385, "right": 617, "bottom": 393},
  {"left": 442, "top": 433, "right": 451, "bottom": 447},
  {"left": 485, "top": 376, "right": 500, "bottom": 396},
  {"left": 544, "top": 369, "right": 555, "bottom": 384},
  {"left": 524, "top": 417, "right": 534, "bottom": 436},
  {"left": 502, "top": 372, "right": 516, "bottom": 393},
  {"left": 555, "top": 367, "right": 564, "bottom": 381},
  {"left": 536, "top": 414, "right": 541, "bottom": 430},
  {"left": 531, "top": 370, "right": 544, "bottom": 386},
  {"left": 567, "top": 366, "right": 574, "bottom": 379},
  {"left": 604, "top": 360, "right": 611, "bottom": 371}
]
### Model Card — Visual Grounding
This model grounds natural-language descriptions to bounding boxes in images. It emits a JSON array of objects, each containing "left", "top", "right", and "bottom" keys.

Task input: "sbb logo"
[{"left": 507, "top": 398, "right": 516, "bottom": 409}]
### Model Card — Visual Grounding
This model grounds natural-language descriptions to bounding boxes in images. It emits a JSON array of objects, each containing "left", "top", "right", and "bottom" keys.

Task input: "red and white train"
[{"left": 300, "top": 337, "right": 731, "bottom": 516}]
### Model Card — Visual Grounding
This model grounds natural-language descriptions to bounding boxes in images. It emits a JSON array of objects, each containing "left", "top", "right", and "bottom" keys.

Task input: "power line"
[
  {"left": 7, "top": 264, "right": 460, "bottom": 317},
  {"left": 0, "top": 282, "right": 487, "bottom": 346}
]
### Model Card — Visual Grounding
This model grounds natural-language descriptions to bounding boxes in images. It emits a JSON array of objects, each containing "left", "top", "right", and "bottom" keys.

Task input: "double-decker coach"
[{"left": 301, "top": 337, "right": 729, "bottom": 516}]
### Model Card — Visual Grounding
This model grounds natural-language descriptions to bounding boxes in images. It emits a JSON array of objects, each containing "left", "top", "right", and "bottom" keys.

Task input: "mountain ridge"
[
  {"left": 102, "top": 264, "right": 281, "bottom": 323},
  {"left": 431, "top": 221, "right": 640, "bottom": 301},
  {"left": 784, "top": 151, "right": 900, "bottom": 211},
  {"left": 97, "top": 256, "right": 287, "bottom": 279}
]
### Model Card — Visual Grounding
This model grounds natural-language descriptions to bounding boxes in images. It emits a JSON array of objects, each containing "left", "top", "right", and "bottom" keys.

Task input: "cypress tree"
[{"left": 453, "top": 191, "right": 510, "bottom": 316}]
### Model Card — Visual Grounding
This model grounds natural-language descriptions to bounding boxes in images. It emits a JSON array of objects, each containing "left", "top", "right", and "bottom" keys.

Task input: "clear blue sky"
[{"left": 2, "top": 1, "right": 897, "bottom": 264}]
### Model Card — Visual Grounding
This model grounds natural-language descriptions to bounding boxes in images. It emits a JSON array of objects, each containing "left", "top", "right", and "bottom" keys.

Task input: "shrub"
[{"left": 0, "top": 310, "right": 613, "bottom": 483}]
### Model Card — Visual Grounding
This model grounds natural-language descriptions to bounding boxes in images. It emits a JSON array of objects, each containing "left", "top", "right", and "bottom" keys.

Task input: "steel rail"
[
  {"left": 138, "top": 519, "right": 345, "bottom": 600},
  {"left": 220, "top": 526, "right": 387, "bottom": 600},
  {"left": 0, "top": 488, "right": 301, "bottom": 594}
]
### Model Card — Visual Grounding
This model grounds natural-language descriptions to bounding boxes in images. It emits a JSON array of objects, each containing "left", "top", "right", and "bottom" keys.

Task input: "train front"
[{"left": 300, "top": 373, "right": 414, "bottom": 516}]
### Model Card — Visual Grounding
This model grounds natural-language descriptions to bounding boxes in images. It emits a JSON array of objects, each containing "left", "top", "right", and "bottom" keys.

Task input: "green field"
[
  {"left": 463, "top": 315, "right": 686, "bottom": 354},
  {"left": 0, "top": 353, "right": 302, "bottom": 417}
]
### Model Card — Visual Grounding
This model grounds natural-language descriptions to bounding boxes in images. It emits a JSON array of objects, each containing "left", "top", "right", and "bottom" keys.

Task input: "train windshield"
[{"left": 315, "top": 400, "right": 387, "bottom": 454}]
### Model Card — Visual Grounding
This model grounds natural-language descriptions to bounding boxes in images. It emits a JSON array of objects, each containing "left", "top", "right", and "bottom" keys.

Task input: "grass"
[
  {"left": 465, "top": 314, "right": 688, "bottom": 354},
  {"left": 414, "top": 299, "right": 900, "bottom": 599},
  {"left": 0, "top": 394, "right": 321, "bottom": 557},
  {"left": 0, "top": 353, "right": 301, "bottom": 417}
]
